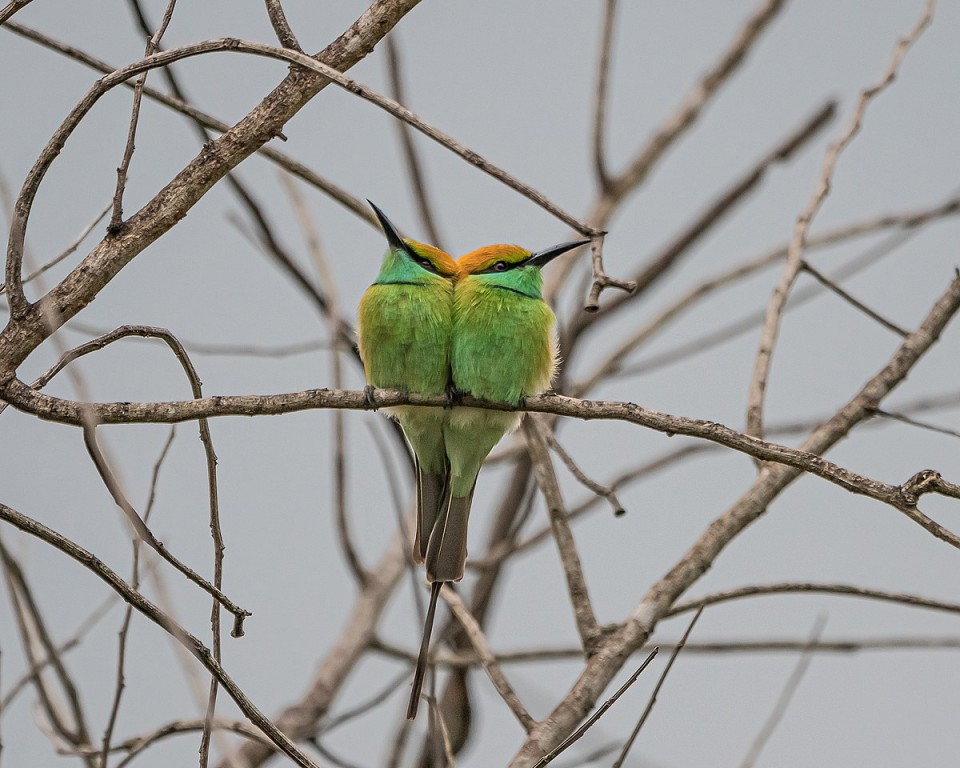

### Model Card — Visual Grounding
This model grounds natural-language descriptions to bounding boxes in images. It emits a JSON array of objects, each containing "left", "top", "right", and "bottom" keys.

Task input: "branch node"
[{"left": 898, "top": 468, "right": 949, "bottom": 506}]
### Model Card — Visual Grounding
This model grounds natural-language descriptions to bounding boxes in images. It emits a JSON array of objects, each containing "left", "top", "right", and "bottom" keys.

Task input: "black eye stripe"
[{"left": 408, "top": 248, "right": 439, "bottom": 274}]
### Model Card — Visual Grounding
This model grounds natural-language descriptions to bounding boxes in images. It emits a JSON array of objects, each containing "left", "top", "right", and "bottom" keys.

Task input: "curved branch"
[
  {"left": 0, "top": 502, "right": 319, "bottom": 768},
  {"left": 2, "top": 0, "right": 422, "bottom": 359},
  {"left": 746, "top": 0, "right": 934, "bottom": 439},
  {"left": 508, "top": 270, "right": 960, "bottom": 766},
  {"left": 668, "top": 582, "right": 960, "bottom": 618}
]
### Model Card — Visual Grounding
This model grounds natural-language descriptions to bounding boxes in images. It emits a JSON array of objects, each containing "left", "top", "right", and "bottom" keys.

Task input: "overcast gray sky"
[{"left": 2, "top": 2, "right": 959, "bottom": 766}]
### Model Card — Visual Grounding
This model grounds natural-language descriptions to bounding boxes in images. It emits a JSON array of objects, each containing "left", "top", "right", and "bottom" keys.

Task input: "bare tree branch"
[
  {"left": 612, "top": 607, "right": 703, "bottom": 767},
  {"left": 557, "top": 99, "right": 837, "bottom": 346},
  {"left": 440, "top": 585, "right": 535, "bottom": 732},
  {"left": 523, "top": 417, "right": 600, "bottom": 652},
  {"left": 607, "top": 0, "right": 786, "bottom": 201},
  {"left": 2, "top": 20, "right": 375, "bottom": 224},
  {"left": 385, "top": 33, "right": 446, "bottom": 251},
  {"left": 2, "top": 0, "right": 424, "bottom": 340},
  {"left": 739, "top": 615, "right": 827, "bottom": 768},
  {"left": 746, "top": 0, "right": 935, "bottom": 439},
  {"left": 110, "top": 0, "right": 178, "bottom": 231},
  {"left": 264, "top": 0, "right": 302, "bottom": 51},
  {"left": 668, "top": 582, "right": 960, "bottom": 618},
  {"left": 799, "top": 259, "right": 908, "bottom": 336},
  {"left": 508, "top": 270, "right": 960, "bottom": 766},
  {"left": 0, "top": 502, "right": 322, "bottom": 768},
  {"left": 0, "top": 0, "right": 32, "bottom": 24},
  {"left": 530, "top": 650, "right": 659, "bottom": 767},
  {"left": 591, "top": 0, "right": 617, "bottom": 190}
]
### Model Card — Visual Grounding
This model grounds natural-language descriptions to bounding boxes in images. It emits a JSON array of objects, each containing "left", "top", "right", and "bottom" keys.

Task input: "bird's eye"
[
  {"left": 416, "top": 257, "right": 436, "bottom": 272},
  {"left": 492, "top": 261, "right": 508, "bottom": 272}
]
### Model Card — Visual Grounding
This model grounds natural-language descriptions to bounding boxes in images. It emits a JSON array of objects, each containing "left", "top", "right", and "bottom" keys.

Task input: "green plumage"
[
  {"left": 358, "top": 213, "right": 584, "bottom": 721},
  {"left": 356, "top": 206, "right": 458, "bottom": 570}
]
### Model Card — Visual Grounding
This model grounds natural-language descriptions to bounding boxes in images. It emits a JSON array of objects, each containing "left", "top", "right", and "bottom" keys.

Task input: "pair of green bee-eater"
[{"left": 358, "top": 202, "right": 586, "bottom": 719}]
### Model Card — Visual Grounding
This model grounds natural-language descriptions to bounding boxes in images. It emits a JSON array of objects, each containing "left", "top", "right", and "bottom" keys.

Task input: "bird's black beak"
[
  {"left": 368, "top": 200, "right": 410, "bottom": 254},
  {"left": 526, "top": 239, "right": 590, "bottom": 268}
]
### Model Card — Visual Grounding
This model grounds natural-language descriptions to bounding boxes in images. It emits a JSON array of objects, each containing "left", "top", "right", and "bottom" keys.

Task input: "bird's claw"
[
  {"left": 445, "top": 385, "right": 464, "bottom": 408},
  {"left": 363, "top": 385, "right": 378, "bottom": 410}
]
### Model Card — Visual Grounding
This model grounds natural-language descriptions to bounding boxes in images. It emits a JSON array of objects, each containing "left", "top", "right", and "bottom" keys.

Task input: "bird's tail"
[
  {"left": 414, "top": 459, "right": 450, "bottom": 564},
  {"left": 425, "top": 484, "right": 475, "bottom": 583},
  {"left": 407, "top": 580, "right": 444, "bottom": 719}
]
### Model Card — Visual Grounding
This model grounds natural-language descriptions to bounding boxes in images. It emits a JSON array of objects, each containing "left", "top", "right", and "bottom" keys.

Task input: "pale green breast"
[
  {"left": 451, "top": 279, "right": 557, "bottom": 404},
  {"left": 358, "top": 281, "right": 454, "bottom": 396}
]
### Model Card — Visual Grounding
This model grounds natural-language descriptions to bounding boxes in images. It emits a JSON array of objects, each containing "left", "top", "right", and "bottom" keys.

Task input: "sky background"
[{"left": 2, "top": 1, "right": 960, "bottom": 766}]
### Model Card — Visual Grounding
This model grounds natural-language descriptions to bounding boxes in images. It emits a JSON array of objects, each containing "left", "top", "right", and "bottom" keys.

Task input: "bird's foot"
[
  {"left": 363, "top": 385, "right": 378, "bottom": 410},
  {"left": 445, "top": 384, "right": 464, "bottom": 408}
]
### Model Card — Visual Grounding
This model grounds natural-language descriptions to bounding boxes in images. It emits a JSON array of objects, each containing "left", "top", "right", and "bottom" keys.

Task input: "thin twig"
[
  {"left": 264, "top": 0, "right": 301, "bottom": 51},
  {"left": 279, "top": 171, "right": 369, "bottom": 585},
  {"left": 0, "top": 539, "right": 95, "bottom": 764},
  {"left": 739, "top": 615, "right": 828, "bottom": 768},
  {"left": 0, "top": 204, "right": 110, "bottom": 295},
  {"left": 669, "top": 582, "right": 960, "bottom": 618},
  {"left": 440, "top": 585, "right": 535, "bottom": 732},
  {"left": 612, "top": 607, "right": 703, "bottom": 767},
  {"left": 531, "top": 650, "right": 659, "bottom": 767},
  {"left": 800, "top": 259, "right": 908, "bottom": 336},
  {"left": 385, "top": 34, "right": 445, "bottom": 250},
  {"left": 523, "top": 417, "right": 600, "bottom": 652},
  {"left": 591, "top": 0, "right": 617, "bottom": 190},
  {"left": 3, "top": 21, "right": 373, "bottom": 223},
  {"left": 0, "top": 502, "right": 321, "bottom": 768},
  {"left": 110, "top": 0, "right": 178, "bottom": 231},
  {"left": 372, "top": 634, "right": 960, "bottom": 667},
  {"left": 584, "top": 235, "right": 634, "bottom": 312},
  {"left": 746, "top": 0, "right": 935, "bottom": 439},
  {"left": 540, "top": 427, "right": 625, "bottom": 516},
  {"left": 0, "top": 0, "right": 32, "bottom": 24},
  {"left": 869, "top": 407, "right": 960, "bottom": 440},
  {"left": 198, "top": 398, "right": 225, "bottom": 762},
  {"left": 47, "top": 320, "right": 330, "bottom": 360}
]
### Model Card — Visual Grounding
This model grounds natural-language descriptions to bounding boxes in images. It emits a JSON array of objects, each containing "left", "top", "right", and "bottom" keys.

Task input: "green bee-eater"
[
  {"left": 357, "top": 202, "right": 459, "bottom": 555},
  {"left": 357, "top": 203, "right": 459, "bottom": 719},
  {"left": 359, "top": 209, "right": 586, "bottom": 719},
  {"left": 399, "top": 239, "right": 586, "bottom": 718},
  {"left": 439, "top": 240, "right": 589, "bottom": 573}
]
